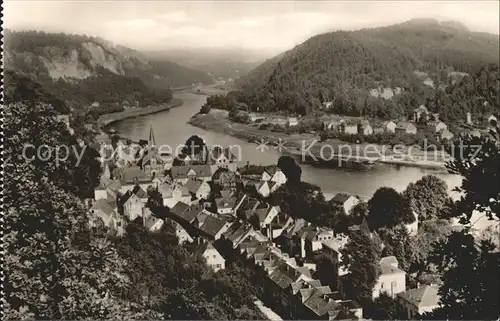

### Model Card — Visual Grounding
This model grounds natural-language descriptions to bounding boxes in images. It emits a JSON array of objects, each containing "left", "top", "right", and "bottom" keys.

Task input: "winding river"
[{"left": 114, "top": 90, "right": 463, "bottom": 201}]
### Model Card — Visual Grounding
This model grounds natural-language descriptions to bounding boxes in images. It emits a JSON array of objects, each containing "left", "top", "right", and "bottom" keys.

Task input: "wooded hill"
[
  {"left": 234, "top": 19, "right": 499, "bottom": 121},
  {"left": 4, "top": 30, "right": 213, "bottom": 111}
]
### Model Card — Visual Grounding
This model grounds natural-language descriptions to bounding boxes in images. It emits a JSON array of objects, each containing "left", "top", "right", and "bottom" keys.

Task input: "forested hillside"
[
  {"left": 235, "top": 19, "right": 499, "bottom": 120},
  {"left": 4, "top": 30, "right": 213, "bottom": 110}
]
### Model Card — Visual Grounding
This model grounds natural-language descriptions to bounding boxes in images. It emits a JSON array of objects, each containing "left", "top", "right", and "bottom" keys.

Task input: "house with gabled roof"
[
  {"left": 321, "top": 235, "right": 349, "bottom": 276},
  {"left": 372, "top": 256, "right": 406, "bottom": 299},
  {"left": 120, "top": 191, "right": 144, "bottom": 222},
  {"left": 184, "top": 179, "right": 211, "bottom": 200},
  {"left": 384, "top": 121, "right": 397, "bottom": 133},
  {"left": 215, "top": 194, "right": 238, "bottom": 215},
  {"left": 395, "top": 122, "right": 417, "bottom": 135},
  {"left": 170, "top": 165, "right": 212, "bottom": 184},
  {"left": 170, "top": 202, "right": 203, "bottom": 226},
  {"left": 438, "top": 128, "right": 454, "bottom": 141},
  {"left": 116, "top": 166, "right": 153, "bottom": 194},
  {"left": 142, "top": 207, "right": 164, "bottom": 232},
  {"left": 212, "top": 167, "right": 238, "bottom": 188},
  {"left": 397, "top": 285, "right": 441, "bottom": 319},
  {"left": 89, "top": 199, "right": 125, "bottom": 236},
  {"left": 330, "top": 193, "right": 360, "bottom": 215},
  {"left": 172, "top": 220, "right": 195, "bottom": 244},
  {"left": 207, "top": 146, "right": 238, "bottom": 171},
  {"left": 172, "top": 183, "right": 192, "bottom": 205},
  {"left": 197, "top": 215, "right": 233, "bottom": 240},
  {"left": 195, "top": 242, "right": 225, "bottom": 272},
  {"left": 298, "top": 226, "right": 335, "bottom": 258},
  {"left": 428, "top": 121, "right": 447, "bottom": 133},
  {"left": 257, "top": 181, "right": 271, "bottom": 197},
  {"left": 358, "top": 121, "right": 374, "bottom": 136}
]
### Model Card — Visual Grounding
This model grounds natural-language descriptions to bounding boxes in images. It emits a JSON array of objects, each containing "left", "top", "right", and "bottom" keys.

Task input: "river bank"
[
  {"left": 98, "top": 98, "right": 184, "bottom": 128},
  {"left": 188, "top": 112, "right": 449, "bottom": 171}
]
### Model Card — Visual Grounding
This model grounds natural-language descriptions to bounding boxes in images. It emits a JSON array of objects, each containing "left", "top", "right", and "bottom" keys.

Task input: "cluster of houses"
[
  {"left": 88, "top": 129, "right": 440, "bottom": 320},
  {"left": 320, "top": 106, "right": 456, "bottom": 141},
  {"left": 245, "top": 103, "right": 498, "bottom": 143}
]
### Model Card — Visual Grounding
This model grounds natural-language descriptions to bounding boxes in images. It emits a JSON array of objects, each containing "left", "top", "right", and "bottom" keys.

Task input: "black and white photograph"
[{"left": 2, "top": 1, "right": 499, "bottom": 320}]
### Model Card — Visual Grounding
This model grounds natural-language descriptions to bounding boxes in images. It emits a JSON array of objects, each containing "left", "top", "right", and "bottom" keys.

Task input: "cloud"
[
  {"left": 107, "top": 18, "right": 158, "bottom": 30},
  {"left": 219, "top": 18, "right": 265, "bottom": 28},
  {"left": 157, "top": 11, "right": 191, "bottom": 23}
]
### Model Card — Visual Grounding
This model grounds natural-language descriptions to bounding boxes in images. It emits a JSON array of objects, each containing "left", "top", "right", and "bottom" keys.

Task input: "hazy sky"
[{"left": 4, "top": 1, "right": 499, "bottom": 53}]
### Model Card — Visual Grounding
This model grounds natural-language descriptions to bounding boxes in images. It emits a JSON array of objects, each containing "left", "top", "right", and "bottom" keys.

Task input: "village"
[
  {"left": 88, "top": 127, "right": 443, "bottom": 321},
  {"left": 234, "top": 103, "right": 498, "bottom": 141}
]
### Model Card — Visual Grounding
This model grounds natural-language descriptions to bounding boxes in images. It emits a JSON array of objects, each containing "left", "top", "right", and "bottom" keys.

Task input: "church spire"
[{"left": 148, "top": 126, "right": 156, "bottom": 146}]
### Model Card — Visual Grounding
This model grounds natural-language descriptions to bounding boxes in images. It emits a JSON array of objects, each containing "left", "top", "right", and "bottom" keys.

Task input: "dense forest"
[
  {"left": 3, "top": 29, "right": 214, "bottom": 110},
  {"left": 233, "top": 19, "right": 499, "bottom": 121}
]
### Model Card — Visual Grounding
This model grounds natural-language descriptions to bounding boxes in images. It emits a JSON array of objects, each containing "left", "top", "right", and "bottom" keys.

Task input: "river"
[{"left": 113, "top": 90, "right": 464, "bottom": 201}]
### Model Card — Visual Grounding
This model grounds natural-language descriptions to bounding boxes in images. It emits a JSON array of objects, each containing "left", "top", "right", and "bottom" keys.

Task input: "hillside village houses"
[
  {"left": 357, "top": 120, "right": 373, "bottom": 136},
  {"left": 384, "top": 120, "right": 397, "bottom": 133},
  {"left": 397, "top": 285, "right": 441, "bottom": 318},
  {"left": 427, "top": 120, "right": 447, "bottom": 133},
  {"left": 372, "top": 256, "right": 406, "bottom": 300},
  {"left": 288, "top": 117, "right": 299, "bottom": 127},
  {"left": 395, "top": 122, "right": 418, "bottom": 135},
  {"left": 89, "top": 129, "right": 434, "bottom": 320},
  {"left": 412, "top": 105, "right": 429, "bottom": 122},
  {"left": 329, "top": 193, "right": 360, "bottom": 215}
]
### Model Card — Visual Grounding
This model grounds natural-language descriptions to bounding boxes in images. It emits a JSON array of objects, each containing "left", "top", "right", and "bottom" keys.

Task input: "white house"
[
  {"left": 406, "top": 211, "right": 419, "bottom": 236},
  {"left": 288, "top": 117, "right": 299, "bottom": 127},
  {"left": 172, "top": 220, "right": 194, "bottom": 244},
  {"left": 428, "top": 121, "right": 447, "bottom": 133},
  {"left": 197, "top": 242, "right": 226, "bottom": 272},
  {"left": 384, "top": 121, "right": 397, "bottom": 133},
  {"left": 184, "top": 179, "right": 211, "bottom": 200},
  {"left": 122, "top": 193, "right": 144, "bottom": 222},
  {"left": 321, "top": 236, "right": 349, "bottom": 276},
  {"left": 330, "top": 193, "right": 360, "bottom": 215},
  {"left": 260, "top": 206, "right": 281, "bottom": 228},
  {"left": 372, "top": 256, "right": 406, "bottom": 300},
  {"left": 257, "top": 181, "right": 271, "bottom": 197},
  {"left": 142, "top": 208, "right": 164, "bottom": 232}
]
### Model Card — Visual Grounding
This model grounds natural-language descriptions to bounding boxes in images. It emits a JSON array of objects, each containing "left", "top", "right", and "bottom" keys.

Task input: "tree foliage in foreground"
[
  {"left": 368, "top": 187, "right": 414, "bottom": 230},
  {"left": 425, "top": 121, "right": 500, "bottom": 319},
  {"left": 403, "top": 175, "right": 453, "bottom": 221},
  {"left": 4, "top": 102, "right": 160, "bottom": 319},
  {"left": 340, "top": 221, "right": 380, "bottom": 303}
]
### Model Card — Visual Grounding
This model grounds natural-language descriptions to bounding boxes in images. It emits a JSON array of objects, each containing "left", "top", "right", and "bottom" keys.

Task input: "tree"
[
  {"left": 378, "top": 225, "right": 414, "bottom": 271},
  {"left": 350, "top": 201, "right": 369, "bottom": 224},
  {"left": 314, "top": 252, "right": 340, "bottom": 290},
  {"left": 199, "top": 104, "right": 211, "bottom": 114},
  {"left": 369, "top": 293, "right": 400, "bottom": 320},
  {"left": 340, "top": 220, "right": 380, "bottom": 303},
  {"left": 277, "top": 155, "right": 302, "bottom": 184},
  {"left": 4, "top": 102, "right": 159, "bottom": 319},
  {"left": 425, "top": 124, "right": 500, "bottom": 319},
  {"left": 426, "top": 233, "right": 499, "bottom": 320},
  {"left": 403, "top": 175, "right": 452, "bottom": 221},
  {"left": 368, "top": 187, "right": 414, "bottom": 230},
  {"left": 183, "top": 135, "right": 206, "bottom": 156}
]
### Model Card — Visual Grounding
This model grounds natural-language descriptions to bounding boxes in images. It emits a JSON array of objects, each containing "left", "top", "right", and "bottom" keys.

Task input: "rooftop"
[{"left": 398, "top": 285, "right": 440, "bottom": 308}]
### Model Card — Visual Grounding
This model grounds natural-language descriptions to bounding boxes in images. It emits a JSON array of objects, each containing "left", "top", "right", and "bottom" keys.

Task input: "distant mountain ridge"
[
  {"left": 146, "top": 47, "right": 271, "bottom": 79},
  {"left": 234, "top": 19, "right": 499, "bottom": 118},
  {"left": 4, "top": 29, "right": 213, "bottom": 110}
]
